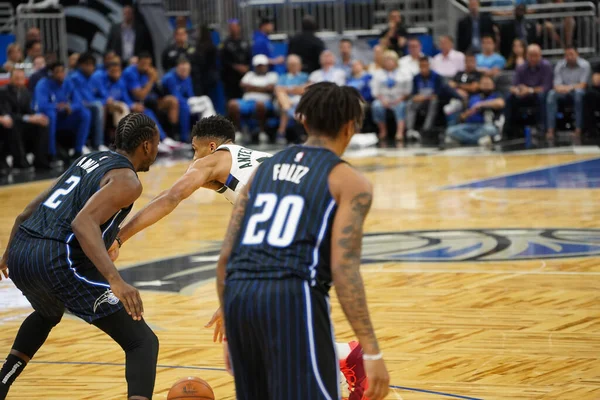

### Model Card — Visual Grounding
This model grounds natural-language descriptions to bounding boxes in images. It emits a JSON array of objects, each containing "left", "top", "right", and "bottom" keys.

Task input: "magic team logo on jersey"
[
  {"left": 118, "top": 229, "right": 600, "bottom": 293},
  {"left": 93, "top": 289, "right": 120, "bottom": 313}
]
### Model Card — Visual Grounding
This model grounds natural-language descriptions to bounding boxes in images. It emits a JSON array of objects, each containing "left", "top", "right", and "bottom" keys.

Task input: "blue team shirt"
[
  {"left": 34, "top": 77, "right": 83, "bottom": 112},
  {"left": 67, "top": 69, "right": 97, "bottom": 104},
  {"left": 161, "top": 69, "right": 194, "bottom": 104},
  {"left": 277, "top": 72, "right": 309, "bottom": 87},
  {"left": 476, "top": 53, "right": 506, "bottom": 70},
  {"left": 346, "top": 73, "right": 373, "bottom": 102},
  {"left": 122, "top": 65, "right": 151, "bottom": 100},
  {"left": 465, "top": 92, "right": 500, "bottom": 124},
  {"left": 412, "top": 71, "right": 444, "bottom": 96},
  {"left": 252, "top": 30, "right": 274, "bottom": 58},
  {"left": 101, "top": 75, "right": 134, "bottom": 106}
]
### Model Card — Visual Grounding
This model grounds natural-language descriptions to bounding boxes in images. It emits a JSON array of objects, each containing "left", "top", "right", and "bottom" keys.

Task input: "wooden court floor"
[{"left": 1, "top": 151, "right": 599, "bottom": 399}]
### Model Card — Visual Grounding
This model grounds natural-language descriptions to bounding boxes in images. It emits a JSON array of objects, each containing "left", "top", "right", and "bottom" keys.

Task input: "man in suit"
[
  {"left": 500, "top": 4, "right": 540, "bottom": 58},
  {"left": 106, "top": 5, "right": 152, "bottom": 64},
  {"left": 457, "top": 0, "right": 496, "bottom": 53}
]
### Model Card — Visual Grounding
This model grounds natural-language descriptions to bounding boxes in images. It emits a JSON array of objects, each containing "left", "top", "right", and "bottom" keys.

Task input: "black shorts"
[
  {"left": 7, "top": 229, "right": 123, "bottom": 322},
  {"left": 224, "top": 278, "right": 339, "bottom": 400}
]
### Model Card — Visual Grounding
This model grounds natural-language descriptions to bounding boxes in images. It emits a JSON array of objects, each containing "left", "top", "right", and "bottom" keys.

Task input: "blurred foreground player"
[
  {"left": 111, "top": 115, "right": 369, "bottom": 398},
  {"left": 0, "top": 113, "right": 160, "bottom": 400},
  {"left": 216, "top": 82, "right": 390, "bottom": 400}
]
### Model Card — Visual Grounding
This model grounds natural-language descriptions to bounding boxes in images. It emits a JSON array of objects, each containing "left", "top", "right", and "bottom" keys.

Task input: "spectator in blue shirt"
[
  {"left": 123, "top": 52, "right": 183, "bottom": 151},
  {"left": 90, "top": 51, "right": 117, "bottom": 89},
  {"left": 446, "top": 76, "right": 505, "bottom": 146},
  {"left": 68, "top": 53, "right": 108, "bottom": 151},
  {"left": 162, "top": 58, "right": 216, "bottom": 142},
  {"left": 274, "top": 54, "right": 309, "bottom": 142},
  {"left": 347, "top": 60, "right": 373, "bottom": 103},
  {"left": 252, "top": 18, "right": 284, "bottom": 67},
  {"left": 338, "top": 38, "right": 354, "bottom": 78},
  {"left": 476, "top": 35, "right": 506, "bottom": 78},
  {"left": 34, "top": 62, "right": 91, "bottom": 158},
  {"left": 102, "top": 61, "right": 172, "bottom": 154},
  {"left": 406, "top": 57, "right": 445, "bottom": 138}
]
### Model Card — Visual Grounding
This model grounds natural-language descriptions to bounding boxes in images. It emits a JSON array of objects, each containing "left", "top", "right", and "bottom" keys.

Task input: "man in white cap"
[{"left": 227, "top": 54, "right": 279, "bottom": 140}]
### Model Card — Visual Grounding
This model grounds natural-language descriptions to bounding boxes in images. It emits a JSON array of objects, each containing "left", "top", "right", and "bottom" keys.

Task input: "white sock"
[{"left": 335, "top": 342, "right": 352, "bottom": 360}]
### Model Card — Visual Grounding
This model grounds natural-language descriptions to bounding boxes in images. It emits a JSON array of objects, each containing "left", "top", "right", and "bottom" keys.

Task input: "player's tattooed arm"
[
  {"left": 216, "top": 172, "right": 254, "bottom": 321},
  {"left": 331, "top": 168, "right": 380, "bottom": 355}
]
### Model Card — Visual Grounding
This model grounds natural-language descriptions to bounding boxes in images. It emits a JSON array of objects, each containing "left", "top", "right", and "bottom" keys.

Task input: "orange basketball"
[{"left": 167, "top": 376, "right": 215, "bottom": 400}]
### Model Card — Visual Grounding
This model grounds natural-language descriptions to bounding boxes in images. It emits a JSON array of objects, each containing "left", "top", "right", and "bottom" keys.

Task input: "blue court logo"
[{"left": 119, "top": 229, "right": 600, "bottom": 293}]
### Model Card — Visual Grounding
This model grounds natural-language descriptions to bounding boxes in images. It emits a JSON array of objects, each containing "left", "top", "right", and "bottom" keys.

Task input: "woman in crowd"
[
  {"left": 370, "top": 50, "right": 412, "bottom": 143},
  {"left": 2, "top": 44, "right": 23, "bottom": 72},
  {"left": 346, "top": 60, "right": 373, "bottom": 103},
  {"left": 505, "top": 38, "right": 526, "bottom": 70}
]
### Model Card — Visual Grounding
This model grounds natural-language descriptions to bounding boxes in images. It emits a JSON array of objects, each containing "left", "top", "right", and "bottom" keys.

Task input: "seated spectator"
[
  {"left": 34, "top": 62, "right": 91, "bottom": 159},
  {"left": 162, "top": 57, "right": 216, "bottom": 143},
  {"left": 25, "top": 27, "right": 41, "bottom": 43},
  {"left": 68, "top": 53, "right": 80, "bottom": 71},
  {"left": 446, "top": 76, "right": 505, "bottom": 146},
  {"left": 274, "top": 54, "right": 309, "bottom": 143},
  {"left": 457, "top": 0, "right": 496, "bottom": 53},
  {"left": 123, "top": 52, "right": 182, "bottom": 149},
  {"left": 500, "top": 4, "right": 540, "bottom": 59},
  {"left": 28, "top": 52, "right": 57, "bottom": 93},
  {"left": 252, "top": 18, "right": 284, "bottom": 66},
  {"left": 492, "top": 0, "right": 537, "bottom": 17},
  {"left": 338, "top": 39, "right": 354, "bottom": 78},
  {"left": 546, "top": 46, "right": 590, "bottom": 143},
  {"left": 476, "top": 35, "right": 506, "bottom": 78},
  {"left": 24, "top": 40, "right": 42, "bottom": 64},
  {"left": 68, "top": 53, "right": 108, "bottom": 151},
  {"left": 369, "top": 45, "right": 385, "bottom": 73},
  {"left": 503, "top": 44, "right": 553, "bottom": 139},
  {"left": 93, "top": 60, "right": 131, "bottom": 126},
  {"left": 347, "top": 60, "right": 373, "bottom": 103},
  {"left": 448, "top": 52, "right": 482, "bottom": 99},
  {"left": 31, "top": 55, "right": 45, "bottom": 74},
  {"left": 399, "top": 38, "right": 426, "bottom": 77},
  {"left": 371, "top": 51, "right": 412, "bottom": 142},
  {"left": 90, "top": 51, "right": 118, "bottom": 97},
  {"left": 288, "top": 16, "right": 325, "bottom": 74},
  {"left": 308, "top": 51, "right": 346, "bottom": 86},
  {"left": 505, "top": 38, "right": 526, "bottom": 70},
  {"left": 380, "top": 10, "right": 409, "bottom": 55},
  {"left": 227, "top": 55, "right": 279, "bottom": 135},
  {"left": 162, "top": 27, "right": 196, "bottom": 72},
  {"left": 583, "top": 66, "right": 600, "bottom": 139},
  {"left": 406, "top": 57, "right": 445, "bottom": 139},
  {"left": 106, "top": 5, "right": 152, "bottom": 64},
  {"left": 431, "top": 35, "right": 465, "bottom": 79},
  {"left": 0, "top": 69, "right": 50, "bottom": 171},
  {"left": 2, "top": 44, "right": 23, "bottom": 72}
]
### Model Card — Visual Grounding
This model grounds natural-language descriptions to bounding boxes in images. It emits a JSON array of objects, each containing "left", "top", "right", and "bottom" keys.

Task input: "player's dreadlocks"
[
  {"left": 115, "top": 113, "right": 158, "bottom": 153},
  {"left": 191, "top": 115, "right": 236, "bottom": 144},
  {"left": 296, "top": 82, "right": 364, "bottom": 138}
]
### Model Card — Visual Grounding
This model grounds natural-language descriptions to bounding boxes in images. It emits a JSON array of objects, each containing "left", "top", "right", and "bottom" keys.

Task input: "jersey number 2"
[
  {"left": 242, "top": 193, "right": 304, "bottom": 247},
  {"left": 43, "top": 176, "right": 81, "bottom": 209}
]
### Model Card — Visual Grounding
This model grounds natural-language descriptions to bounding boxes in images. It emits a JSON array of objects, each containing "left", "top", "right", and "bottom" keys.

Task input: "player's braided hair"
[
  {"left": 115, "top": 113, "right": 158, "bottom": 153},
  {"left": 191, "top": 115, "right": 236, "bottom": 143},
  {"left": 296, "top": 82, "right": 364, "bottom": 138}
]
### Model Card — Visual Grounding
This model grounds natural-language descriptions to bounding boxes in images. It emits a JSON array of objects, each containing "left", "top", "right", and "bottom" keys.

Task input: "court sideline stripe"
[{"left": 29, "top": 360, "right": 483, "bottom": 399}]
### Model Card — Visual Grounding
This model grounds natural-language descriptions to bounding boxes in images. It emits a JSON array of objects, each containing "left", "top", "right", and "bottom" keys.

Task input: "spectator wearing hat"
[{"left": 227, "top": 54, "right": 279, "bottom": 135}]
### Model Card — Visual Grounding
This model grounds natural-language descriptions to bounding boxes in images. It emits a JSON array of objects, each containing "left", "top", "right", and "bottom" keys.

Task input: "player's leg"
[
  {"left": 92, "top": 309, "right": 159, "bottom": 400},
  {"left": 223, "top": 280, "right": 270, "bottom": 400}
]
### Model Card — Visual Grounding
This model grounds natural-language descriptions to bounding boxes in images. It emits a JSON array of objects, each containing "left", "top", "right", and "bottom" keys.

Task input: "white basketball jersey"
[{"left": 215, "top": 144, "right": 272, "bottom": 204}]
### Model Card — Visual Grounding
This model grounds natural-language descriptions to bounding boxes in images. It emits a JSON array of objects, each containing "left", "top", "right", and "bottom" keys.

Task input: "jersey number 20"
[
  {"left": 242, "top": 193, "right": 304, "bottom": 247},
  {"left": 43, "top": 176, "right": 81, "bottom": 209}
]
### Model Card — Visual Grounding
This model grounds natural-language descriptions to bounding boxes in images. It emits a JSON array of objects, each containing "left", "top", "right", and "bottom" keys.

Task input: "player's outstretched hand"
[
  {"left": 0, "top": 253, "right": 8, "bottom": 281},
  {"left": 363, "top": 358, "right": 390, "bottom": 400},
  {"left": 108, "top": 240, "right": 120, "bottom": 262},
  {"left": 111, "top": 278, "right": 144, "bottom": 321},
  {"left": 205, "top": 307, "right": 224, "bottom": 343}
]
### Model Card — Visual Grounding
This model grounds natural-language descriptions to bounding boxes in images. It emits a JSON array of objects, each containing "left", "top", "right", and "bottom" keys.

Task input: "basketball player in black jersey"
[
  {"left": 0, "top": 113, "right": 160, "bottom": 400},
  {"left": 217, "top": 82, "right": 389, "bottom": 400}
]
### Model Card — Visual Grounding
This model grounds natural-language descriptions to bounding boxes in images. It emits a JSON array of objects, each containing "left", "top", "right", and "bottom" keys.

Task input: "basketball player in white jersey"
[{"left": 111, "top": 116, "right": 369, "bottom": 400}]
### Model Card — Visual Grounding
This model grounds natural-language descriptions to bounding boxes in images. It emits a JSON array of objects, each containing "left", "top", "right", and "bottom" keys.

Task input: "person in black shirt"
[
  {"left": 448, "top": 52, "right": 483, "bottom": 99},
  {"left": 0, "top": 69, "right": 50, "bottom": 171},
  {"left": 583, "top": 64, "right": 600, "bottom": 140},
  {"left": 288, "top": 15, "right": 326, "bottom": 74},
  {"left": 499, "top": 4, "right": 540, "bottom": 59},
  {"left": 192, "top": 26, "right": 219, "bottom": 96},
  {"left": 162, "top": 27, "right": 196, "bottom": 72},
  {"left": 221, "top": 19, "right": 252, "bottom": 101},
  {"left": 379, "top": 10, "right": 409, "bottom": 56},
  {"left": 457, "top": 0, "right": 496, "bottom": 53}
]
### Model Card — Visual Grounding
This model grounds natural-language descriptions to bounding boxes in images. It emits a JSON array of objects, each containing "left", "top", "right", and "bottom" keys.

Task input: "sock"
[
  {"left": 336, "top": 342, "right": 352, "bottom": 360},
  {"left": 0, "top": 354, "right": 27, "bottom": 399}
]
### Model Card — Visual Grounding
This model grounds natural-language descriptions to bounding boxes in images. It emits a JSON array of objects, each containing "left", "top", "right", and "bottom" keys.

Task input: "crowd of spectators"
[{"left": 1, "top": 0, "right": 600, "bottom": 174}]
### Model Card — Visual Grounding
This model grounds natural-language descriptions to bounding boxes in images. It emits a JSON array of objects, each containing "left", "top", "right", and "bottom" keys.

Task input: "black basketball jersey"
[
  {"left": 227, "top": 145, "right": 344, "bottom": 293},
  {"left": 20, "top": 151, "right": 137, "bottom": 253}
]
